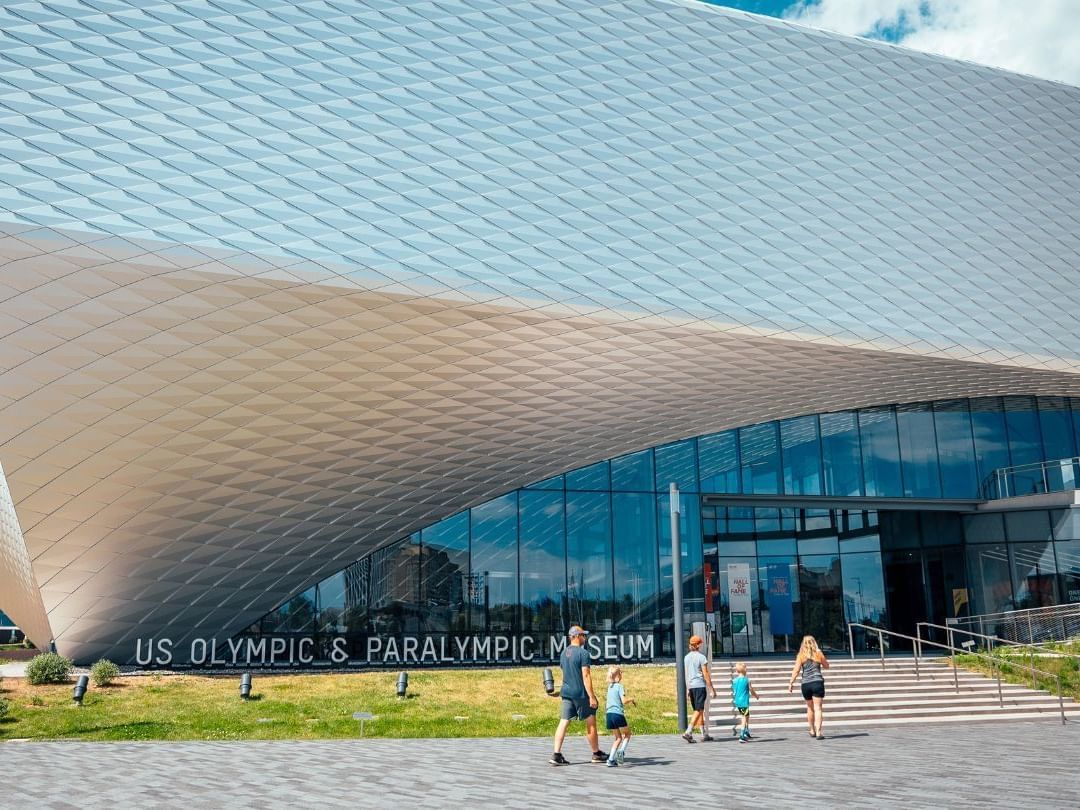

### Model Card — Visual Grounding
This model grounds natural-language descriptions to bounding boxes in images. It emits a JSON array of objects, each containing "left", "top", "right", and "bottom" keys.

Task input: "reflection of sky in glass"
[
  {"left": 2, "top": 1, "right": 1079, "bottom": 361},
  {"left": 262, "top": 396, "right": 1080, "bottom": 623}
]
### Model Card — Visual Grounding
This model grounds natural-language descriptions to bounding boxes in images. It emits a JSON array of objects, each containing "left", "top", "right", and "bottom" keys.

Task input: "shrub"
[
  {"left": 25, "top": 652, "right": 73, "bottom": 685},
  {"left": 0, "top": 697, "right": 9, "bottom": 719},
  {"left": 90, "top": 659, "right": 120, "bottom": 687}
]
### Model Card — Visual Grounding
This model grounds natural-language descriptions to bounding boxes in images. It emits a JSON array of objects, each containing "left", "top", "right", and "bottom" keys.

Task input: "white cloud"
[{"left": 783, "top": 0, "right": 1080, "bottom": 86}]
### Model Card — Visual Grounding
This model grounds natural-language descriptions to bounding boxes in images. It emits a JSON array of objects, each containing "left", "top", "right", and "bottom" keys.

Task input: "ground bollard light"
[
  {"left": 543, "top": 668, "right": 555, "bottom": 695},
  {"left": 72, "top": 675, "right": 89, "bottom": 706},
  {"left": 240, "top": 673, "right": 252, "bottom": 700},
  {"left": 396, "top": 671, "right": 408, "bottom": 698}
]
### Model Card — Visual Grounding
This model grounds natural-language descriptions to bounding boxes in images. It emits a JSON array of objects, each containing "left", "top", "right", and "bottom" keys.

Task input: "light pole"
[{"left": 670, "top": 483, "right": 687, "bottom": 732}]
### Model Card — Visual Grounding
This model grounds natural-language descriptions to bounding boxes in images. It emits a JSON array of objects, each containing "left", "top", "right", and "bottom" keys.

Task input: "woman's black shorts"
[{"left": 801, "top": 681, "right": 826, "bottom": 700}]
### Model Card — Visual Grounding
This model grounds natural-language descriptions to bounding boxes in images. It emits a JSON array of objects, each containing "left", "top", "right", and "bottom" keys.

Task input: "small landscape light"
[
  {"left": 396, "top": 671, "right": 408, "bottom": 699},
  {"left": 240, "top": 673, "right": 252, "bottom": 700},
  {"left": 543, "top": 667, "right": 555, "bottom": 695},
  {"left": 72, "top": 674, "right": 89, "bottom": 706}
]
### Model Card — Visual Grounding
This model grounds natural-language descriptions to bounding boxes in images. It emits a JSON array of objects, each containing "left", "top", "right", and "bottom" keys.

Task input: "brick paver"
[{"left": 4, "top": 721, "right": 1077, "bottom": 808}]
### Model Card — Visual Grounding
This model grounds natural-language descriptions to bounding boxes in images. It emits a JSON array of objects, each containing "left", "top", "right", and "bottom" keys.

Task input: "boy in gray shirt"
[{"left": 681, "top": 634, "right": 716, "bottom": 742}]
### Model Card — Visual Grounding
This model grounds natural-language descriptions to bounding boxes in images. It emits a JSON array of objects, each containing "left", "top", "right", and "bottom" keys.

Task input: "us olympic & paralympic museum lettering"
[{"left": 135, "top": 632, "right": 656, "bottom": 669}]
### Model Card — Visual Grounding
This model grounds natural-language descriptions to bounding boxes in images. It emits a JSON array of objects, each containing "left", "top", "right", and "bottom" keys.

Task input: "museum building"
[{"left": 2, "top": 0, "right": 1080, "bottom": 665}]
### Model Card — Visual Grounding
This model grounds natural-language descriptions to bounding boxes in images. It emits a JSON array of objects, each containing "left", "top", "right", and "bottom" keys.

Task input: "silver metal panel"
[
  {"left": 0, "top": 0, "right": 1078, "bottom": 661},
  {"left": 0, "top": 462, "right": 53, "bottom": 648}
]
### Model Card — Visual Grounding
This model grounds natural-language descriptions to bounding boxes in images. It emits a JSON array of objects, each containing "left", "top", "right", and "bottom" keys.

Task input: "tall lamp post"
[{"left": 670, "top": 483, "right": 687, "bottom": 732}]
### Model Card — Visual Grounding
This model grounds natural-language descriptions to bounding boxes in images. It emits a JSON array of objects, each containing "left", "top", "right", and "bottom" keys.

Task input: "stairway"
[{"left": 707, "top": 656, "right": 1080, "bottom": 732}]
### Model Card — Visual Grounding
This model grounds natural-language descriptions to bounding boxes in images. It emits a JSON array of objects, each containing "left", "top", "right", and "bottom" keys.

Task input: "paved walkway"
[{"left": 4, "top": 720, "right": 1078, "bottom": 808}]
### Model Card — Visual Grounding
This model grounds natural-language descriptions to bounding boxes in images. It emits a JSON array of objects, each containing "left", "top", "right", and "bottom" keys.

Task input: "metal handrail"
[
  {"left": 957, "top": 601, "right": 1080, "bottom": 623},
  {"left": 983, "top": 455, "right": 1080, "bottom": 499},
  {"left": 919, "top": 622, "right": 1036, "bottom": 690},
  {"left": 918, "top": 620, "right": 1080, "bottom": 692},
  {"left": 847, "top": 622, "right": 1067, "bottom": 725},
  {"left": 917, "top": 621, "right": 1033, "bottom": 652},
  {"left": 949, "top": 602, "right": 1080, "bottom": 647}
]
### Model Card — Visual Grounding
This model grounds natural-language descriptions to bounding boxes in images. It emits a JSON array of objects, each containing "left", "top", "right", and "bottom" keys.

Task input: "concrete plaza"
[{"left": 4, "top": 720, "right": 1078, "bottom": 808}]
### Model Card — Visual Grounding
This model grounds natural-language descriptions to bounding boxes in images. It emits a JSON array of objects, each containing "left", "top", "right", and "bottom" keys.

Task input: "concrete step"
[
  {"left": 711, "top": 680, "right": 1032, "bottom": 694},
  {"left": 709, "top": 701, "right": 1075, "bottom": 724},
  {"left": 705, "top": 655, "right": 1078, "bottom": 728},
  {"left": 712, "top": 673, "right": 1006, "bottom": 686},
  {"left": 709, "top": 700, "right": 1069, "bottom": 719},
  {"left": 714, "top": 663, "right": 947, "bottom": 674},
  {"left": 705, "top": 710, "right": 1080, "bottom": 730},
  {"left": 707, "top": 693, "right": 1060, "bottom": 710}
]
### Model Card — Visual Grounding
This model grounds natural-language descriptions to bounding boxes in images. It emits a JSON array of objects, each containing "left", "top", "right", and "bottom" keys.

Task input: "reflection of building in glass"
[{"left": 248, "top": 396, "right": 1080, "bottom": 658}]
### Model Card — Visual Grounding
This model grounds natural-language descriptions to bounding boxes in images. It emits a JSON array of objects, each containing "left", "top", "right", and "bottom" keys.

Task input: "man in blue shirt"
[{"left": 550, "top": 625, "right": 605, "bottom": 765}]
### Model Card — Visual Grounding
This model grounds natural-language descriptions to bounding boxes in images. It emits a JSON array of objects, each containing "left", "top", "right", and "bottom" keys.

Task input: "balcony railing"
[{"left": 982, "top": 456, "right": 1080, "bottom": 499}]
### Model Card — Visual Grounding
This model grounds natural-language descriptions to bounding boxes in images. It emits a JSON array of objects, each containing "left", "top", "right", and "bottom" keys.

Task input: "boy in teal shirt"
[{"left": 731, "top": 661, "right": 760, "bottom": 742}]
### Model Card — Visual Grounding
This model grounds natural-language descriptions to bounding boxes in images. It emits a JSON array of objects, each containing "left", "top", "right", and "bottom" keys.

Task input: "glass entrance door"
[
  {"left": 883, "top": 550, "right": 924, "bottom": 647},
  {"left": 797, "top": 554, "right": 846, "bottom": 651}
]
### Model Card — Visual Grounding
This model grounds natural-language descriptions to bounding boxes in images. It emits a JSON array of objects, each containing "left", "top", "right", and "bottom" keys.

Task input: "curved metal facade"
[{"left": 0, "top": 0, "right": 1079, "bottom": 662}]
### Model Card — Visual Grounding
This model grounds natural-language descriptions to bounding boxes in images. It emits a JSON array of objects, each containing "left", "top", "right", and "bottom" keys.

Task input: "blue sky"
[
  {"left": 705, "top": 1, "right": 911, "bottom": 43},
  {"left": 699, "top": 1, "right": 1079, "bottom": 86}
]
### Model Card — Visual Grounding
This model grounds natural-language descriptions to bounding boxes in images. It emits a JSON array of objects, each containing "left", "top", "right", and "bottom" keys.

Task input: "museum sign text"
[{"left": 135, "top": 632, "right": 655, "bottom": 668}]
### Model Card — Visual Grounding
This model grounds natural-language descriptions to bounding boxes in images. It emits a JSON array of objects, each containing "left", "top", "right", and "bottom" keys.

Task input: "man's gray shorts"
[{"left": 560, "top": 697, "right": 597, "bottom": 721}]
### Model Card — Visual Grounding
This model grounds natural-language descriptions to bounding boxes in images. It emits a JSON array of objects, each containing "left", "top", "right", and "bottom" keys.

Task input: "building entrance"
[
  {"left": 883, "top": 544, "right": 968, "bottom": 647},
  {"left": 703, "top": 506, "right": 884, "bottom": 656}
]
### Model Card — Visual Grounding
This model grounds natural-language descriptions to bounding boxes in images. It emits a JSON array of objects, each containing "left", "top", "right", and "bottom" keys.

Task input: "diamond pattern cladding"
[
  {"left": 0, "top": 0, "right": 1078, "bottom": 361},
  {"left": 1, "top": 0, "right": 1080, "bottom": 662}
]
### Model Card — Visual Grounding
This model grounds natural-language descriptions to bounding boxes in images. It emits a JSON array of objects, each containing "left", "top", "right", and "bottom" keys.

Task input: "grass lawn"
[
  {"left": 0, "top": 665, "right": 684, "bottom": 741},
  {"left": 955, "top": 642, "right": 1080, "bottom": 701}
]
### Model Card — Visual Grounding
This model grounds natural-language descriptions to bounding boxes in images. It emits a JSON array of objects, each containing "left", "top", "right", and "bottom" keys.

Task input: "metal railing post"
[
  {"left": 913, "top": 633, "right": 920, "bottom": 680},
  {"left": 1027, "top": 613, "right": 1034, "bottom": 645},
  {"left": 878, "top": 628, "right": 885, "bottom": 670},
  {"left": 848, "top": 623, "right": 855, "bottom": 660},
  {"left": 1060, "top": 676, "right": 1067, "bottom": 726},
  {"left": 948, "top": 627, "right": 959, "bottom": 693},
  {"left": 992, "top": 653, "right": 1002, "bottom": 708}
]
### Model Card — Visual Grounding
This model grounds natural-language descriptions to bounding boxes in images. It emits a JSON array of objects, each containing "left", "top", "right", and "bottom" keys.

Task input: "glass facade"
[{"left": 249, "top": 396, "right": 1080, "bottom": 655}]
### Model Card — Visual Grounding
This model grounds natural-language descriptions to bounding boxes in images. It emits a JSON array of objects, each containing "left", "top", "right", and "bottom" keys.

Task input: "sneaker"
[
  {"left": 702, "top": 734, "right": 715, "bottom": 742},
  {"left": 743, "top": 731, "right": 753, "bottom": 740},
  {"left": 732, "top": 726, "right": 740, "bottom": 737},
  {"left": 591, "top": 750, "right": 608, "bottom": 763},
  {"left": 680, "top": 732, "right": 696, "bottom": 743},
  {"left": 549, "top": 752, "right": 569, "bottom": 766},
  {"left": 616, "top": 749, "right": 626, "bottom": 765},
  {"left": 739, "top": 735, "right": 748, "bottom": 744},
  {"left": 606, "top": 759, "right": 618, "bottom": 767},
  {"left": 816, "top": 734, "right": 825, "bottom": 740}
]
